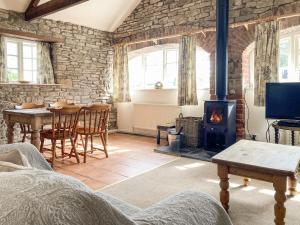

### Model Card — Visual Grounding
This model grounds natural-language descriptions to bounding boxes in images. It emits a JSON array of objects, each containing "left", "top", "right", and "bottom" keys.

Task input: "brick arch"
[{"left": 196, "top": 32, "right": 216, "bottom": 54}]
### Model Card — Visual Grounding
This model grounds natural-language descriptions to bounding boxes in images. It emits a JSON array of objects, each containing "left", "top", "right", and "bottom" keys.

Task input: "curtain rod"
[{"left": 113, "top": 12, "right": 300, "bottom": 47}]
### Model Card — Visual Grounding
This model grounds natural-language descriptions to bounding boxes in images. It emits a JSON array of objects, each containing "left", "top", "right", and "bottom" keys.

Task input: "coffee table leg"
[
  {"left": 288, "top": 175, "right": 297, "bottom": 197},
  {"left": 218, "top": 164, "right": 230, "bottom": 212},
  {"left": 273, "top": 176, "right": 287, "bottom": 225}
]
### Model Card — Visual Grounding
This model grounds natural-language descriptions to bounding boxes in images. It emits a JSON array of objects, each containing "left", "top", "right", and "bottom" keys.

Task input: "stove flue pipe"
[{"left": 215, "top": 0, "right": 229, "bottom": 101}]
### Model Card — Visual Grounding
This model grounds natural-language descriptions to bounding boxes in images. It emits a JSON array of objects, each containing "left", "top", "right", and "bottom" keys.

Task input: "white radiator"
[{"left": 117, "top": 103, "right": 181, "bottom": 137}]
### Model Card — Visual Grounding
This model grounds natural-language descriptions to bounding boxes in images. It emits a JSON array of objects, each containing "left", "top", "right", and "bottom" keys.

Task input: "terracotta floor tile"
[{"left": 53, "top": 133, "right": 177, "bottom": 189}]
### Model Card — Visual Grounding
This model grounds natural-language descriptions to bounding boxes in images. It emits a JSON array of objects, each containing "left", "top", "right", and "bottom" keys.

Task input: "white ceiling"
[{"left": 0, "top": 0, "right": 141, "bottom": 32}]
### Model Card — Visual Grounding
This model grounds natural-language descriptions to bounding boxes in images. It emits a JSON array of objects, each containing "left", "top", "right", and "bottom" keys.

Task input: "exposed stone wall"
[
  {"left": 115, "top": 0, "right": 300, "bottom": 42},
  {"left": 0, "top": 10, "right": 116, "bottom": 144}
]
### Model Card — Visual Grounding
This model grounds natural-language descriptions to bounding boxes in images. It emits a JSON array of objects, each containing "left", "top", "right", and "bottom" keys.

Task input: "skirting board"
[{"left": 118, "top": 127, "right": 168, "bottom": 138}]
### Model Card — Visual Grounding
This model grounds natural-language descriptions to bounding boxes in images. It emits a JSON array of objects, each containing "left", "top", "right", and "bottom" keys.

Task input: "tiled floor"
[{"left": 52, "top": 133, "right": 177, "bottom": 190}]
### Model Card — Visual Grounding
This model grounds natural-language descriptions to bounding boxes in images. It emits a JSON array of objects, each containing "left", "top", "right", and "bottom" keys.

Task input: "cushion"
[
  {"left": 0, "top": 161, "right": 31, "bottom": 172},
  {"left": 0, "top": 149, "right": 31, "bottom": 167}
]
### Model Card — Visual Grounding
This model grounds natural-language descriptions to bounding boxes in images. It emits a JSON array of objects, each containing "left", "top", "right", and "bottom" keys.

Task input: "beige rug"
[{"left": 101, "top": 158, "right": 300, "bottom": 225}]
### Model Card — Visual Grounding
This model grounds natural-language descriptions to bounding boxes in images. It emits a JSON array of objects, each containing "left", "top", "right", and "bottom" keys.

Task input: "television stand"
[
  {"left": 272, "top": 121, "right": 300, "bottom": 146},
  {"left": 277, "top": 120, "right": 300, "bottom": 127}
]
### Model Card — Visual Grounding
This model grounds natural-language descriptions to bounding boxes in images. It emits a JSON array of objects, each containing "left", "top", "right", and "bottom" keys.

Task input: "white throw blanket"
[
  {"left": 0, "top": 143, "right": 233, "bottom": 225},
  {"left": 0, "top": 169, "right": 136, "bottom": 225}
]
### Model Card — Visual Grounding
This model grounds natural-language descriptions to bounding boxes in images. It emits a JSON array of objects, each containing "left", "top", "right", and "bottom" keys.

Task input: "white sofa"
[{"left": 0, "top": 143, "right": 233, "bottom": 225}]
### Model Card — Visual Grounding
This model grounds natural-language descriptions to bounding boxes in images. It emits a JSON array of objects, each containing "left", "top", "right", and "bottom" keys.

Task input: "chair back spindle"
[
  {"left": 49, "top": 107, "right": 80, "bottom": 139},
  {"left": 79, "top": 104, "right": 111, "bottom": 135}
]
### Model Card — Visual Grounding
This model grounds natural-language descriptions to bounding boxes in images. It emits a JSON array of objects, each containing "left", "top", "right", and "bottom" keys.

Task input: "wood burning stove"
[
  {"left": 202, "top": 0, "right": 237, "bottom": 152},
  {"left": 203, "top": 100, "right": 236, "bottom": 151}
]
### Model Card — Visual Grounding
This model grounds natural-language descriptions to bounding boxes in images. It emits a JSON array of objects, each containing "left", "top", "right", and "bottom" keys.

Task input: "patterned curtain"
[
  {"left": 254, "top": 21, "right": 279, "bottom": 106},
  {"left": 0, "top": 36, "right": 6, "bottom": 83},
  {"left": 113, "top": 45, "right": 131, "bottom": 102},
  {"left": 178, "top": 35, "right": 198, "bottom": 106},
  {"left": 37, "top": 42, "right": 55, "bottom": 84}
]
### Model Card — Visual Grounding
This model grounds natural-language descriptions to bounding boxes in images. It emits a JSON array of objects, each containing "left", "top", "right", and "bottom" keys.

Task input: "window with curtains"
[
  {"left": 128, "top": 44, "right": 210, "bottom": 90},
  {"left": 4, "top": 37, "right": 38, "bottom": 83},
  {"left": 247, "top": 28, "right": 300, "bottom": 85}
]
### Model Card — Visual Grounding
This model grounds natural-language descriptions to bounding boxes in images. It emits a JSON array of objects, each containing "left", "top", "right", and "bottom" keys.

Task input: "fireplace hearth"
[{"left": 203, "top": 100, "right": 236, "bottom": 152}]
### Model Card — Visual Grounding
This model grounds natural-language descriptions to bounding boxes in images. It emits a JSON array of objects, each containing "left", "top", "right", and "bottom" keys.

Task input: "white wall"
[
  {"left": 118, "top": 87, "right": 295, "bottom": 144},
  {"left": 245, "top": 89, "right": 291, "bottom": 144},
  {"left": 117, "top": 89, "right": 210, "bottom": 136},
  {"left": 245, "top": 89, "right": 270, "bottom": 141}
]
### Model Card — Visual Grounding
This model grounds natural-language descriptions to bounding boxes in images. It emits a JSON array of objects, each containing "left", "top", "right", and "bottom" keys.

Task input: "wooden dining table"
[{"left": 3, "top": 108, "right": 109, "bottom": 149}]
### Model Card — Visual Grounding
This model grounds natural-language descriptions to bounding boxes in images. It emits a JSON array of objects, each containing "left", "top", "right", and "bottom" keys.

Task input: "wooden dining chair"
[
  {"left": 40, "top": 106, "right": 81, "bottom": 167},
  {"left": 15, "top": 103, "right": 45, "bottom": 142},
  {"left": 75, "top": 104, "right": 111, "bottom": 163}
]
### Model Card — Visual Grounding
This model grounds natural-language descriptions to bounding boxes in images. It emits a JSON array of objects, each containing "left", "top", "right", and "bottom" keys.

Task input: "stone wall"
[
  {"left": 115, "top": 0, "right": 300, "bottom": 41},
  {"left": 0, "top": 10, "right": 116, "bottom": 144}
]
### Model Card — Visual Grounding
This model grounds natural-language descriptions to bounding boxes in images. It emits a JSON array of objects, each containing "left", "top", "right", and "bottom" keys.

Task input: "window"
[
  {"left": 5, "top": 38, "right": 38, "bottom": 83},
  {"left": 129, "top": 45, "right": 178, "bottom": 89},
  {"left": 129, "top": 44, "right": 210, "bottom": 90},
  {"left": 196, "top": 48, "right": 210, "bottom": 89},
  {"left": 279, "top": 38, "right": 292, "bottom": 82},
  {"left": 247, "top": 27, "right": 300, "bottom": 85}
]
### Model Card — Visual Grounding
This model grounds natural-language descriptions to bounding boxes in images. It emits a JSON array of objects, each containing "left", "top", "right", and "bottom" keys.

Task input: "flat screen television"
[{"left": 266, "top": 82, "right": 300, "bottom": 120}]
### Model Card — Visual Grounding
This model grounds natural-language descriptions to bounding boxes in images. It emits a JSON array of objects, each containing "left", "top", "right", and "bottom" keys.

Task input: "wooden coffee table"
[{"left": 212, "top": 140, "right": 300, "bottom": 225}]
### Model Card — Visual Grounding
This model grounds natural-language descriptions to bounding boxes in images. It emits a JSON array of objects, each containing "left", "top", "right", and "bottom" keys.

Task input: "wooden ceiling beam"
[
  {"left": 26, "top": 0, "right": 40, "bottom": 12},
  {"left": 25, "top": 0, "right": 89, "bottom": 21},
  {"left": 0, "top": 28, "right": 64, "bottom": 43}
]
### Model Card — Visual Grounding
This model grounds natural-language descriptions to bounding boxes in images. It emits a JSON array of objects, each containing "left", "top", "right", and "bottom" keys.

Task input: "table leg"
[
  {"left": 288, "top": 175, "right": 297, "bottom": 197},
  {"left": 218, "top": 164, "right": 230, "bottom": 212},
  {"left": 157, "top": 129, "right": 161, "bottom": 145},
  {"left": 5, "top": 118, "right": 15, "bottom": 144},
  {"left": 275, "top": 128, "right": 279, "bottom": 144},
  {"left": 273, "top": 176, "right": 287, "bottom": 225},
  {"left": 291, "top": 131, "right": 295, "bottom": 146},
  {"left": 31, "top": 118, "right": 42, "bottom": 149},
  {"left": 243, "top": 178, "right": 251, "bottom": 187}
]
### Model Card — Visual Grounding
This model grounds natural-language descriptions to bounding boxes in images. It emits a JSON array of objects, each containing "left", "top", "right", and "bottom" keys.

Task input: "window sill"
[
  {"left": 134, "top": 88, "right": 177, "bottom": 91},
  {"left": 0, "top": 83, "right": 61, "bottom": 86},
  {"left": 133, "top": 88, "right": 210, "bottom": 91}
]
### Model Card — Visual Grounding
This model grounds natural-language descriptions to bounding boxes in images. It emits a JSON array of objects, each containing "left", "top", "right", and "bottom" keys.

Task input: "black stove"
[
  {"left": 202, "top": 0, "right": 237, "bottom": 152},
  {"left": 203, "top": 100, "right": 236, "bottom": 151}
]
